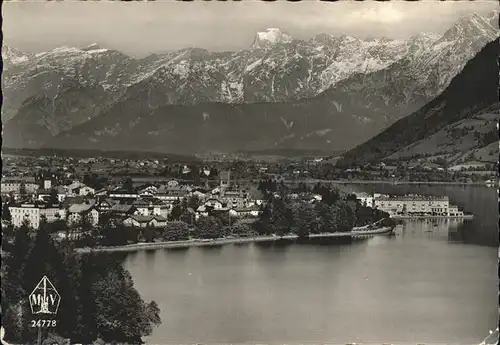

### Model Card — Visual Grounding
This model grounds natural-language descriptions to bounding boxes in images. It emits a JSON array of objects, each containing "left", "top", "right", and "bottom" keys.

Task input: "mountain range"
[
  {"left": 338, "top": 38, "right": 499, "bottom": 167},
  {"left": 2, "top": 11, "right": 498, "bottom": 155}
]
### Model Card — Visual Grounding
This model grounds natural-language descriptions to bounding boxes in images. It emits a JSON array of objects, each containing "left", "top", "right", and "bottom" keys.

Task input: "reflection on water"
[
  {"left": 340, "top": 183, "right": 498, "bottom": 247},
  {"left": 394, "top": 218, "right": 468, "bottom": 242},
  {"left": 122, "top": 185, "right": 498, "bottom": 345}
]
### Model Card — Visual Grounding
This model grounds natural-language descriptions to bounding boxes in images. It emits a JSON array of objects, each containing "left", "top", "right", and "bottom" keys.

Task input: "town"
[
  {"left": 0, "top": 154, "right": 391, "bottom": 247},
  {"left": 1, "top": 152, "right": 477, "bottom": 251}
]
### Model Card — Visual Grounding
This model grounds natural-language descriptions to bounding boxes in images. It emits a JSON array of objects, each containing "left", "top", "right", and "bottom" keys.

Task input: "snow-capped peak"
[
  {"left": 442, "top": 12, "right": 498, "bottom": 41},
  {"left": 2, "top": 45, "right": 32, "bottom": 65},
  {"left": 252, "top": 28, "right": 292, "bottom": 49},
  {"left": 81, "top": 43, "right": 109, "bottom": 54},
  {"left": 81, "top": 43, "right": 101, "bottom": 51}
]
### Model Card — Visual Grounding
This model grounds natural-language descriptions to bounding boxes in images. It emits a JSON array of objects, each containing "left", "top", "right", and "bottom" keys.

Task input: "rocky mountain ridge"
[
  {"left": 4, "top": 11, "right": 496, "bottom": 122},
  {"left": 2, "top": 32, "right": 419, "bottom": 124},
  {"left": 5, "top": 36, "right": 497, "bottom": 156},
  {"left": 338, "top": 38, "right": 499, "bottom": 167},
  {"left": 2, "top": 11, "right": 498, "bottom": 154}
]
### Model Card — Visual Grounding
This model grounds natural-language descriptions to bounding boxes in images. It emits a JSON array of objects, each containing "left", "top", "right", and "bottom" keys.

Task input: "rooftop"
[
  {"left": 13, "top": 203, "right": 63, "bottom": 209},
  {"left": 354, "top": 192, "right": 372, "bottom": 198},
  {"left": 2, "top": 176, "right": 36, "bottom": 183},
  {"left": 110, "top": 204, "right": 136, "bottom": 213},
  {"left": 375, "top": 195, "right": 449, "bottom": 201},
  {"left": 68, "top": 204, "right": 94, "bottom": 213},
  {"left": 127, "top": 215, "right": 168, "bottom": 223}
]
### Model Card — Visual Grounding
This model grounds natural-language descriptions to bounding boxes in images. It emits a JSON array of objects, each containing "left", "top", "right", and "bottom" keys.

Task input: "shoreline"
[
  {"left": 103, "top": 177, "right": 493, "bottom": 187},
  {"left": 76, "top": 226, "right": 394, "bottom": 254},
  {"left": 391, "top": 215, "right": 474, "bottom": 220},
  {"left": 280, "top": 179, "right": 494, "bottom": 186}
]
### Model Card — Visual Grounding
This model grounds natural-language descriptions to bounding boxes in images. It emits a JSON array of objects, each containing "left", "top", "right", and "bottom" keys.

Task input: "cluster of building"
[
  {"left": 2, "top": 171, "right": 265, "bottom": 230},
  {"left": 354, "top": 192, "right": 466, "bottom": 217}
]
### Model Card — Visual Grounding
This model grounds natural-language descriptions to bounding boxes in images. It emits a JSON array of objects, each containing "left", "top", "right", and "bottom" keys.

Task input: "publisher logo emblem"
[{"left": 28, "top": 276, "right": 61, "bottom": 315}]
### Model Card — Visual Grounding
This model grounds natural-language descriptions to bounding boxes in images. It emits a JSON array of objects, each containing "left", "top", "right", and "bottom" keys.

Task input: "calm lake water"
[{"left": 123, "top": 184, "right": 498, "bottom": 344}]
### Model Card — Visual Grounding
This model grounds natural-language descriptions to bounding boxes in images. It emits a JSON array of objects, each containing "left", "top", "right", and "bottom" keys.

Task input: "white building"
[
  {"left": 373, "top": 195, "right": 451, "bottom": 216},
  {"left": 138, "top": 185, "right": 159, "bottom": 196},
  {"left": 67, "top": 204, "right": 99, "bottom": 226},
  {"left": 109, "top": 191, "right": 139, "bottom": 199},
  {"left": 65, "top": 182, "right": 95, "bottom": 197},
  {"left": 1, "top": 181, "right": 21, "bottom": 194},
  {"left": 220, "top": 190, "right": 246, "bottom": 208},
  {"left": 9, "top": 203, "right": 67, "bottom": 229},
  {"left": 132, "top": 199, "right": 171, "bottom": 218},
  {"left": 354, "top": 192, "right": 374, "bottom": 208},
  {"left": 1, "top": 180, "right": 39, "bottom": 195},
  {"left": 166, "top": 180, "right": 180, "bottom": 188},
  {"left": 79, "top": 186, "right": 96, "bottom": 196},
  {"left": 123, "top": 215, "right": 168, "bottom": 228},
  {"left": 229, "top": 206, "right": 261, "bottom": 218},
  {"left": 447, "top": 205, "right": 464, "bottom": 217},
  {"left": 195, "top": 205, "right": 209, "bottom": 219},
  {"left": 204, "top": 198, "right": 223, "bottom": 209}
]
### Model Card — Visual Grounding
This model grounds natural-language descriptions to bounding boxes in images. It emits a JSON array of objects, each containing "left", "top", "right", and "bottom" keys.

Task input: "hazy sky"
[{"left": 3, "top": 0, "right": 498, "bottom": 57}]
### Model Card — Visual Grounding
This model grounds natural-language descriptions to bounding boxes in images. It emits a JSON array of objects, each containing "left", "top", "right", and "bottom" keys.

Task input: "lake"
[{"left": 123, "top": 184, "right": 498, "bottom": 344}]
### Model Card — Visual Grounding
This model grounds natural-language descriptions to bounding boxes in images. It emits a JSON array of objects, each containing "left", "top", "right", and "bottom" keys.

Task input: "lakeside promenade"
[{"left": 76, "top": 226, "right": 394, "bottom": 254}]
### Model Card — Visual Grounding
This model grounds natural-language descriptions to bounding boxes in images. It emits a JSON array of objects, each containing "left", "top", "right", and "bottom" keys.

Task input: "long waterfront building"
[{"left": 355, "top": 193, "right": 465, "bottom": 217}]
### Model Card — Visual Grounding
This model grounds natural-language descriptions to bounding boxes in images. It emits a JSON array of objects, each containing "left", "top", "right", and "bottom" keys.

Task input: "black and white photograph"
[{"left": 1, "top": 0, "right": 499, "bottom": 344}]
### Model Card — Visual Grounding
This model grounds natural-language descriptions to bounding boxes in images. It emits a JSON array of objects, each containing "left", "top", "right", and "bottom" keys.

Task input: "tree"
[
  {"left": 180, "top": 197, "right": 189, "bottom": 210},
  {"left": 2, "top": 226, "right": 162, "bottom": 344},
  {"left": 78, "top": 213, "right": 94, "bottom": 232},
  {"left": 68, "top": 213, "right": 92, "bottom": 242},
  {"left": 312, "top": 182, "right": 322, "bottom": 194},
  {"left": 309, "top": 209, "right": 324, "bottom": 234},
  {"left": 48, "top": 188, "right": 59, "bottom": 205},
  {"left": 210, "top": 167, "right": 218, "bottom": 178},
  {"left": 333, "top": 201, "right": 356, "bottom": 232},
  {"left": 230, "top": 223, "right": 255, "bottom": 237},
  {"left": 2, "top": 202, "right": 12, "bottom": 222},
  {"left": 169, "top": 202, "right": 183, "bottom": 221},
  {"left": 1, "top": 222, "right": 15, "bottom": 239},
  {"left": 121, "top": 177, "right": 134, "bottom": 193},
  {"left": 319, "top": 188, "right": 340, "bottom": 205},
  {"left": 142, "top": 226, "right": 157, "bottom": 243},
  {"left": 195, "top": 216, "right": 223, "bottom": 239},
  {"left": 345, "top": 193, "right": 358, "bottom": 201},
  {"left": 292, "top": 203, "right": 316, "bottom": 237},
  {"left": 187, "top": 195, "right": 201, "bottom": 210},
  {"left": 1, "top": 220, "right": 32, "bottom": 341},
  {"left": 189, "top": 168, "right": 201, "bottom": 185},
  {"left": 85, "top": 255, "right": 161, "bottom": 343},
  {"left": 73, "top": 253, "right": 99, "bottom": 343},
  {"left": 163, "top": 221, "right": 190, "bottom": 241},
  {"left": 317, "top": 204, "right": 337, "bottom": 233},
  {"left": 22, "top": 223, "right": 78, "bottom": 340},
  {"left": 254, "top": 203, "right": 273, "bottom": 235},
  {"left": 100, "top": 224, "right": 134, "bottom": 247},
  {"left": 46, "top": 216, "right": 69, "bottom": 234},
  {"left": 210, "top": 210, "right": 235, "bottom": 227}
]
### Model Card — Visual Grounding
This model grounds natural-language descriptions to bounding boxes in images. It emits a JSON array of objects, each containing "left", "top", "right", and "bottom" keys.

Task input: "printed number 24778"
[{"left": 31, "top": 320, "right": 57, "bottom": 328}]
